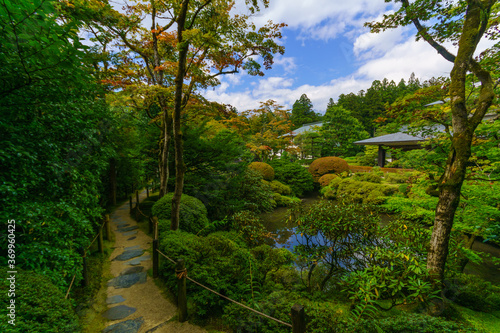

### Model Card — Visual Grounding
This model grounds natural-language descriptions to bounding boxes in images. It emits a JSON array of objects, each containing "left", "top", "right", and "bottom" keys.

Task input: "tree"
[
  {"left": 320, "top": 104, "right": 369, "bottom": 157},
  {"left": 366, "top": 0, "right": 498, "bottom": 283},
  {"left": 290, "top": 94, "right": 321, "bottom": 129},
  {"left": 1, "top": 0, "right": 115, "bottom": 288},
  {"left": 79, "top": 0, "right": 285, "bottom": 230}
]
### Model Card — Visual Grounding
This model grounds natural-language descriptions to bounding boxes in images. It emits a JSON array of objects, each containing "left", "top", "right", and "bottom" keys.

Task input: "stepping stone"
[
  {"left": 117, "top": 223, "right": 129, "bottom": 227},
  {"left": 102, "top": 305, "right": 136, "bottom": 320},
  {"left": 113, "top": 249, "right": 144, "bottom": 261},
  {"left": 123, "top": 231, "right": 137, "bottom": 237},
  {"left": 127, "top": 237, "right": 136, "bottom": 241},
  {"left": 106, "top": 295, "right": 126, "bottom": 305},
  {"left": 118, "top": 226, "right": 139, "bottom": 232},
  {"left": 108, "top": 272, "right": 147, "bottom": 289},
  {"left": 124, "top": 245, "right": 141, "bottom": 251},
  {"left": 102, "top": 317, "right": 144, "bottom": 333},
  {"left": 120, "top": 266, "right": 144, "bottom": 275},
  {"left": 128, "top": 255, "right": 151, "bottom": 266}
]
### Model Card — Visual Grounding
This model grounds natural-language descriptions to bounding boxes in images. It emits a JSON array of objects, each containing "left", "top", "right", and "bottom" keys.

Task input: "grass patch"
[{"left": 455, "top": 304, "right": 500, "bottom": 333}]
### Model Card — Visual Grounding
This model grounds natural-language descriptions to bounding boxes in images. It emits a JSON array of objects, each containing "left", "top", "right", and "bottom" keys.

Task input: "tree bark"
[
  {"left": 426, "top": 2, "right": 495, "bottom": 283},
  {"left": 171, "top": 0, "right": 190, "bottom": 230},
  {"left": 159, "top": 100, "right": 172, "bottom": 199}
]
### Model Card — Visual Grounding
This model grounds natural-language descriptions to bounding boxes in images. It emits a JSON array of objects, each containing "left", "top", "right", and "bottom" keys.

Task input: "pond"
[{"left": 260, "top": 192, "right": 500, "bottom": 284}]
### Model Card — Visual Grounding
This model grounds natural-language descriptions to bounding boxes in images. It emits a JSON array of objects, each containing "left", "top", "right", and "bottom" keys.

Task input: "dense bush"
[
  {"left": 352, "top": 172, "right": 382, "bottom": 183},
  {"left": 445, "top": 273, "right": 500, "bottom": 312},
  {"left": 0, "top": 269, "right": 81, "bottom": 333},
  {"left": 318, "top": 173, "right": 337, "bottom": 187},
  {"left": 309, "top": 156, "right": 349, "bottom": 181},
  {"left": 321, "top": 178, "right": 397, "bottom": 204},
  {"left": 272, "top": 193, "right": 301, "bottom": 207},
  {"left": 249, "top": 162, "right": 275, "bottom": 181},
  {"left": 385, "top": 172, "right": 410, "bottom": 184},
  {"left": 237, "top": 169, "right": 275, "bottom": 213},
  {"left": 263, "top": 180, "right": 292, "bottom": 195},
  {"left": 350, "top": 314, "right": 477, "bottom": 333},
  {"left": 152, "top": 193, "right": 209, "bottom": 234},
  {"left": 158, "top": 230, "right": 295, "bottom": 323},
  {"left": 269, "top": 159, "right": 314, "bottom": 197}
]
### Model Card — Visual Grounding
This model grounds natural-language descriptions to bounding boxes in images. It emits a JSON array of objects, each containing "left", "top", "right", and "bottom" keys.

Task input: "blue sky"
[{"left": 202, "top": 0, "right": 491, "bottom": 114}]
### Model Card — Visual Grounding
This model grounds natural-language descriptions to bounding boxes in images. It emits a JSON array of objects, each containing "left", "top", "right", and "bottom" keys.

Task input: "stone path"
[{"left": 102, "top": 191, "right": 206, "bottom": 333}]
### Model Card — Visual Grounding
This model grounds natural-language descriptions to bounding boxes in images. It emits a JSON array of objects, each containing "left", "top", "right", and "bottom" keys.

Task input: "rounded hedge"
[
  {"left": 0, "top": 269, "right": 80, "bottom": 333},
  {"left": 152, "top": 193, "right": 209, "bottom": 234},
  {"left": 318, "top": 174, "right": 338, "bottom": 187},
  {"left": 248, "top": 162, "right": 275, "bottom": 181},
  {"left": 309, "top": 157, "right": 349, "bottom": 181}
]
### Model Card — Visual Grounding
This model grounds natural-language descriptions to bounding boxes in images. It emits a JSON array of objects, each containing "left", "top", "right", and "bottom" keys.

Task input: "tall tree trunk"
[
  {"left": 170, "top": 0, "right": 190, "bottom": 230},
  {"left": 426, "top": 3, "right": 495, "bottom": 283},
  {"left": 159, "top": 103, "right": 172, "bottom": 199}
]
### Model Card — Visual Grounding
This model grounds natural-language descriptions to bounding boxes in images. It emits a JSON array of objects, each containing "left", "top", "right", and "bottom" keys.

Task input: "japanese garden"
[{"left": 1, "top": 0, "right": 499, "bottom": 332}]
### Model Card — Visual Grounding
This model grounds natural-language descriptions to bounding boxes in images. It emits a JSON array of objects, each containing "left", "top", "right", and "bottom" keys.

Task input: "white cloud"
[
  {"left": 235, "top": 0, "right": 392, "bottom": 41},
  {"left": 273, "top": 56, "right": 297, "bottom": 74}
]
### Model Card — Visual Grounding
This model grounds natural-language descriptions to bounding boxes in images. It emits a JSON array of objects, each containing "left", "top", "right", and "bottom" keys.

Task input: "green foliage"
[
  {"left": 355, "top": 146, "right": 379, "bottom": 166},
  {"left": 309, "top": 156, "right": 349, "bottom": 181},
  {"left": 272, "top": 193, "right": 301, "bottom": 207},
  {"left": 385, "top": 172, "right": 410, "bottom": 184},
  {"left": 318, "top": 174, "right": 338, "bottom": 187},
  {"left": 152, "top": 193, "right": 209, "bottom": 234},
  {"left": 264, "top": 180, "right": 292, "bottom": 195},
  {"left": 232, "top": 210, "right": 275, "bottom": 246},
  {"left": 353, "top": 172, "right": 382, "bottom": 183},
  {"left": 293, "top": 200, "right": 380, "bottom": 292},
  {"left": 323, "top": 178, "right": 397, "bottom": 204},
  {"left": 182, "top": 126, "right": 250, "bottom": 220},
  {"left": 0, "top": 0, "right": 115, "bottom": 289},
  {"left": 445, "top": 274, "right": 500, "bottom": 313},
  {"left": 0, "top": 269, "right": 80, "bottom": 333},
  {"left": 236, "top": 169, "right": 275, "bottom": 213},
  {"left": 351, "top": 313, "right": 477, "bottom": 333},
  {"left": 269, "top": 159, "right": 314, "bottom": 197},
  {"left": 290, "top": 94, "right": 322, "bottom": 129},
  {"left": 249, "top": 161, "right": 275, "bottom": 181},
  {"left": 158, "top": 231, "right": 294, "bottom": 323},
  {"left": 321, "top": 105, "right": 369, "bottom": 157}
]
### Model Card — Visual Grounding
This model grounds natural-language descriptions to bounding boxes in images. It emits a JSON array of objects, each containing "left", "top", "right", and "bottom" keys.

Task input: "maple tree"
[
  {"left": 75, "top": 0, "right": 285, "bottom": 229},
  {"left": 226, "top": 100, "right": 293, "bottom": 161},
  {"left": 366, "top": 0, "right": 499, "bottom": 284}
]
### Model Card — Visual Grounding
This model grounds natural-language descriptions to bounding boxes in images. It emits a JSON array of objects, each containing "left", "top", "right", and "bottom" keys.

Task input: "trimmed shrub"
[
  {"left": 385, "top": 172, "right": 410, "bottom": 184},
  {"left": 273, "top": 193, "right": 301, "bottom": 207},
  {"left": 309, "top": 156, "right": 349, "bottom": 181},
  {"left": 353, "top": 172, "right": 382, "bottom": 183},
  {"left": 152, "top": 193, "right": 209, "bottom": 234},
  {"left": 263, "top": 180, "right": 292, "bottom": 195},
  {"left": 269, "top": 159, "right": 314, "bottom": 197},
  {"left": 318, "top": 173, "right": 337, "bottom": 187},
  {"left": 350, "top": 313, "right": 477, "bottom": 333},
  {"left": 248, "top": 162, "right": 275, "bottom": 181},
  {"left": 0, "top": 269, "right": 80, "bottom": 333}
]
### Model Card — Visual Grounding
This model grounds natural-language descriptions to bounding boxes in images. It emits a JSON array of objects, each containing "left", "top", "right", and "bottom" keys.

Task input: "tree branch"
[{"left": 401, "top": 0, "right": 456, "bottom": 63}]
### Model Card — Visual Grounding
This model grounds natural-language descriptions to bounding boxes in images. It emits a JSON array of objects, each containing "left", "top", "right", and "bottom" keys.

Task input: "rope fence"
[{"left": 154, "top": 244, "right": 304, "bottom": 331}]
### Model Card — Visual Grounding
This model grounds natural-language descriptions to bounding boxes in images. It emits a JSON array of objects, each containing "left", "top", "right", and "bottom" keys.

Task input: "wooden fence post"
[
  {"left": 105, "top": 214, "right": 111, "bottom": 241},
  {"left": 153, "top": 239, "right": 159, "bottom": 279},
  {"left": 176, "top": 259, "right": 188, "bottom": 322},
  {"left": 135, "top": 190, "right": 139, "bottom": 207},
  {"left": 80, "top": 248, "right": 89, "bottom": 287},
  {"left": 129, "top": 196, "right": 133, "bottom": 213},
  {"left": 97, "top": 225, "right": 104, "bottom": 255},
  {"left": 292, "top": 304, "right": 305, "bottom": 333}
]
